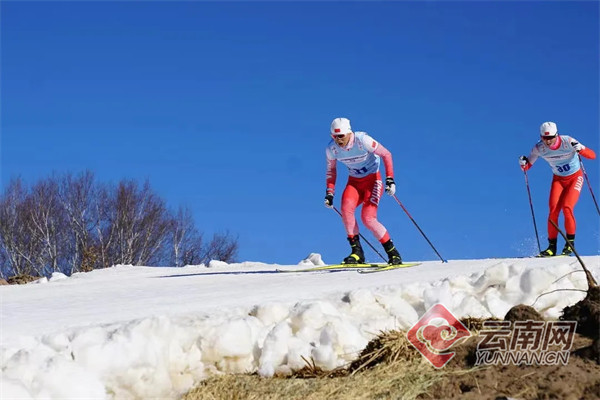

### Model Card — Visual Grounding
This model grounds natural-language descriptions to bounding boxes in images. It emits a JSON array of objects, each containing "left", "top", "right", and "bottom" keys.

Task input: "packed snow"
[{"left": 1, "top": 254, "right": 599, "bottom": 399}]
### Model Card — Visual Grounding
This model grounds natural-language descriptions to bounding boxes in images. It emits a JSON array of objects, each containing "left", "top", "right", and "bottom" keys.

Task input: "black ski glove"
[
  {"left": 570, "top": 141, "right": 584, "bottom": 152},
  {"left": 324, "top": 192, "right": 334, "bottom": 208},
  {"left": 519, "top": 156, "right": 530, "bottom": 171},
  {"left": 385, "top": 177, "right": 396, "bottom": 196}
]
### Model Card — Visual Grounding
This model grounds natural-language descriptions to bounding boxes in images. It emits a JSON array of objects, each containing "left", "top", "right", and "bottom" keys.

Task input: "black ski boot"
[
  {"left": 561, "top": 234, "right": 575, "bottom": 256},
  {"left": 382, "top": 239, "right": 402, "bottom": 265},
  {"left": 343, "top": 235, "right": 365, "bottom": 264},
  {"left": 538, "top": 238, "right": 557, "bottom": 257}
]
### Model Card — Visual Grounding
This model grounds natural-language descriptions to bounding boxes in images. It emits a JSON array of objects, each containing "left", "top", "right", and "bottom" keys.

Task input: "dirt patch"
[
  {"left": 425, "top": 334, "right": 599, "bottom": 400},
  {"left": 6, "top": 275, "right": 39, "bottom": 285},
  {"left": 561, "top": 286, "right": 600, "bottom": 339},
  {"left": 423, "top": 301, "right": 600, "bottom": 399},
  {"left": 314, "top": 317, "right": 600, "bottom": 399},
  {"left": 342, "top": 301, "right": 600, "bottom": 399},
  {"left": 560, "top": 286, "right": 600, "bottom": 364},
  {"left": 504, "top": 304, "right": 544, "bottom": 322}
]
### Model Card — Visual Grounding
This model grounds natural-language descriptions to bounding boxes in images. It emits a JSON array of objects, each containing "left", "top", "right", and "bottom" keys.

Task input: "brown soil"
[
  {"left": 504, "top": 304, "right": 545, "bottom": 322},
  {"left": 6, "top": 275, "right": 39, "bottom": 285},
  {"left": 421, "top": 298, "right": 600, "bottom": 400},
  {"left": 424, "top": 334, "right": 599, "bottom": 400},
  {"left": 342, "top": 300, "right": 600, "bottom": 399},
  {"left": 561, "top": 286, "right": 600, "bottom": 339}
]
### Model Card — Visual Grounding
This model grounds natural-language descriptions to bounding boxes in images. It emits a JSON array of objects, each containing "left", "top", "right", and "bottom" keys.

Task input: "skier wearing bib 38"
[
  {"left": 324, "top": 117, "right": 402, "bottom": 265},
  {"left": 519, "top": 121, "right": 596, "bottom": 257}
]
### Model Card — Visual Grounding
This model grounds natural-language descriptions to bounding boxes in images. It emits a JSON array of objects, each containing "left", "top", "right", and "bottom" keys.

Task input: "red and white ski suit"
[
  {"left": 325, "top": 132, "right": 394, "bottom": 243},
  {"left": 523, "top": 135, "right": 596, "bottom": 238}
]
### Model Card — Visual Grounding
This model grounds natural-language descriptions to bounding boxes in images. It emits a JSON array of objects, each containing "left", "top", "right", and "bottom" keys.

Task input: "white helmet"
[
  {"left": 540, "top": 121, "right": 558, "bottom": 137},
  {"left": 330, "top": 117, "right": 352, "bottom": 135}
]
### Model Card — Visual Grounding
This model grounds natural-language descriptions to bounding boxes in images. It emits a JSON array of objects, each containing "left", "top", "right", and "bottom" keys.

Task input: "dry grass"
[
  {"left": 348, "top": 330, "right": 422, "bottom": 374},
  {"left": 184, "top": 362, "right": 439, "bottom": 400},
  {"left": 183, "top": 330, "right": 442, "bottom": 400},
  {"left": 183, "top": 319, "right": 600, "bottom": 400}
]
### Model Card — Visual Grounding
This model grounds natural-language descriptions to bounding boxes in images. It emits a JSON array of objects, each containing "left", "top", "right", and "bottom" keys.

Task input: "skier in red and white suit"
[
  {"left": 324, "top": 117, "right": 402, "bottom": 265},
  {"left": 519, "top": 121, "right": 596, "bottom": 257}
]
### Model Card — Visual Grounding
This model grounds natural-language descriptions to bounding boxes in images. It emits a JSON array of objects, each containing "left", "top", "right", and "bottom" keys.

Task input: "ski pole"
[
  {"left": 522, "top": 170, "right": 542, "bottom": 253},
  {"left": 549, "top": 219, "right": 597, "bottom": 287},
  {"left": 391, "top": 194, "right": 447, "bottom": 263},
  {"left": 332, "top": 206, "right": 387, "bottom": 262},
  {"left": 578, "top": 155, "right": 600, "bottom": 216}
]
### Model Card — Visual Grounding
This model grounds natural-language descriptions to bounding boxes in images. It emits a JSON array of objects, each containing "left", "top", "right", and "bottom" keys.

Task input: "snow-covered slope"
[{"left": 2, "top": 255, "right": 598, "bottom": 399}]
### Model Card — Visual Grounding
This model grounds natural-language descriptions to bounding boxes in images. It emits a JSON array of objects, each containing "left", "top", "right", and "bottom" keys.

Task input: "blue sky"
[{"left": 2, "top": 1, "right": 599, "bottom": 264}]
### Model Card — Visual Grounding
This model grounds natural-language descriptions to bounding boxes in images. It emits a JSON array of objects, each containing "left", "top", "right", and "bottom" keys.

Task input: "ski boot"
[
  {"left": 343, "top": 235, "right": 365, "bottom": 264},
  {"left": 561, "top": 234, "right": 575, "bottom": 256},
  {"left": 382, "top": 239, "right": 402, "bottom": 265},
  {"left": 538, "top": 238, "right": 557, "bottom": 257}
]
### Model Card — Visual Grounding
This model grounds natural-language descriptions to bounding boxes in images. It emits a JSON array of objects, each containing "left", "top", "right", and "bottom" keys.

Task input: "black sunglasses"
[
  {"left": 541, "top": 135, "right": 557, "bottom": 140},
  {"left": 332, "top": 134, "right": 346, "bottom": 139}
]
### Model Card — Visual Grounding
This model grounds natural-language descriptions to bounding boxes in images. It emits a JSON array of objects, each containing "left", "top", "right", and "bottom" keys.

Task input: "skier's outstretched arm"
[
  {"left": 324, "top": 151, "right": 337, "bottom": 208},
  {"left": 570, "top": 139, "right": 596, "bottom": 159},
  {"left": 519, "top": 147, "right": 539, "bottom": 171}
]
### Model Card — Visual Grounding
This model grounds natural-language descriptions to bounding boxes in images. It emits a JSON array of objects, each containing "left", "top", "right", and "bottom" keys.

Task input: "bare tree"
[
  {"left": 95, "top": 182, "right": 117, "bottom": 269},
  {"left": 182, "top": 234, "right": 204, "bottom": 266},
  {"left": 0, "top": 178, "right": 30, "bottom": 276},
  {"left": 0, "top": 243, "right": 7, "bottom": 278},
  {"left": 169, "top": 207, "right": 214, "bottom": 267},
  {"left": 25, "top": 176, "right": 69, "bottom": 274},
  {"left": 108, "top": 180, "right": 171, "bottom": 266},
  {"left": 58, "top": 171, "right": 98, "bottom": 274},
  {"left": 0, "top": 173, "right": 241, "bottom": 278},
  {"left": 134, "top": 183, "right": 171, "bottom": 266},
  {"left": 170, "top": 206, "right": 199, "bottom": 267},
  {"left": 199, "top": 231, "right": 239, "bottom": 264}
]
